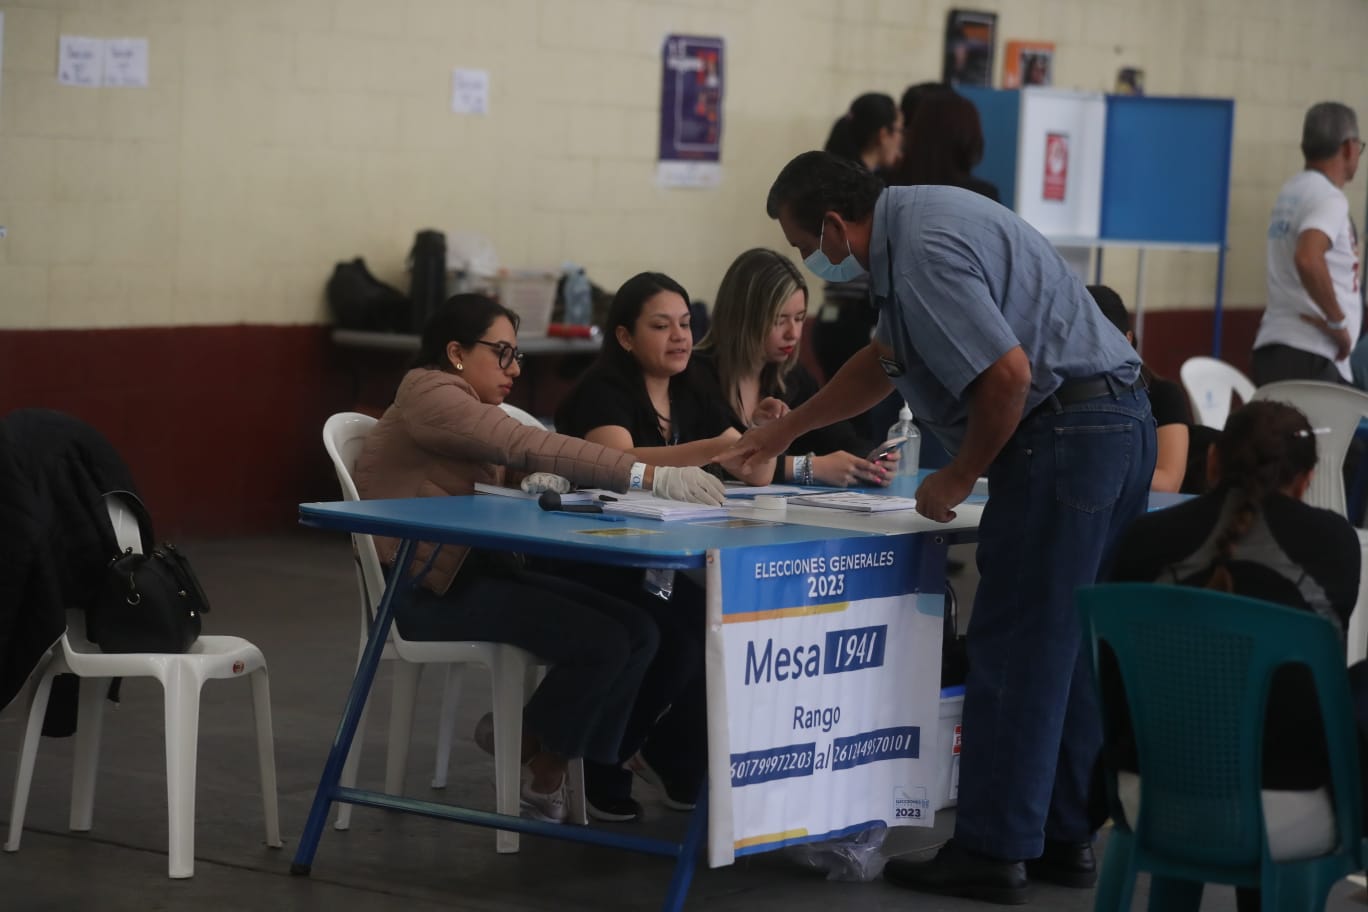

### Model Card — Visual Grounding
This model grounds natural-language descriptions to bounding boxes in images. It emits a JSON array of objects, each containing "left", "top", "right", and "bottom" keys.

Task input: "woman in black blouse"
[
  {"left": 553, "top": 274, "right": 771, "bottom": 822},
  {"left": 556, "top": 272, "right": 773, "bottom": 484},
  {"left": 692, "top": 248, "right": 893, "bottom": 487}
]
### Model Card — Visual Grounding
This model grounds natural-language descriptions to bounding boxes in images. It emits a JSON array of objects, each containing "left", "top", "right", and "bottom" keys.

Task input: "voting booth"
[{"left": 961, "top": 87, "right": 1236, "bottom": 356}]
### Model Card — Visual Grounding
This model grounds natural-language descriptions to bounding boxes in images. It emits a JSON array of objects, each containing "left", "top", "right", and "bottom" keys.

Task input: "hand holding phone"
[{"left": 868, "top": 436, "right": 908, "bottom": 462}]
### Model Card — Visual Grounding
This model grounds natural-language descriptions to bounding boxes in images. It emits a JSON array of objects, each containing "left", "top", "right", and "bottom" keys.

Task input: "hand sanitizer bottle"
[{"left": 887, "top": 403, "right": 920, "bottom": 478}]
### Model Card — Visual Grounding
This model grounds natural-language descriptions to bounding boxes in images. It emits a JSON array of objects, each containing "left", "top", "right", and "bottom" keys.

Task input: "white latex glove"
[
  {"left": 520, "top": 472, "right": 572, "bottom": 495},
  {"left": 652, "top": 466, "right": 727, "bottom": 506}
]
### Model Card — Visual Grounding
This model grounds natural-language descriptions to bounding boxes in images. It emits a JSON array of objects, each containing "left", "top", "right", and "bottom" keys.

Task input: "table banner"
[{"left": 704, "top": 534, "right": 943, "bottom": 867}]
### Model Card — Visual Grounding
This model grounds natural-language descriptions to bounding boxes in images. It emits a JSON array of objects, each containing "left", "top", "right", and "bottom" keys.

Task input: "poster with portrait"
[
  {"left": 657, "top": 34, "right": 724, "bottom": 189},
  {"left": 1003, "top": 41, "right": 1054, "bottom": 88},
  {"left": 942, "top": 10, "right": 997, "bottom": 88}
]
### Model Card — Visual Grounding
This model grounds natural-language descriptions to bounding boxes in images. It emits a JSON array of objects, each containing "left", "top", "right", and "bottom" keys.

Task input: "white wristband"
[{"left": 629, "top": 461, "right": 647, "bottom": 490}]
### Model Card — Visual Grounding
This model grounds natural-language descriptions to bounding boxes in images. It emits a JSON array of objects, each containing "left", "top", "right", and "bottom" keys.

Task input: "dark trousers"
[
  {"left": 955, "top": 388, "right": 1156, "bottom": 861},
  {"left": 394, "top": 562, "right": 658, "bottom": 765},
  {"left": 535, "top": 561, "right": 708, "bottom": 801},
  {"left": 1251, "top": 343, "right": 1345, "bottom": 386}
]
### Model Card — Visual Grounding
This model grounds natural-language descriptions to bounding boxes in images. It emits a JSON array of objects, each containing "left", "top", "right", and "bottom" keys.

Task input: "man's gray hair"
[{"left": 1302, "top": 102, "right": 1359, "bottom": 160}]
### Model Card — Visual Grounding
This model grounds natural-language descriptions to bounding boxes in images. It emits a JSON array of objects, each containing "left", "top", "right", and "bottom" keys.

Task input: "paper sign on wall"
[
  {"left": 58, "top": 35, "right": 104, "bottom": 87},
  {"left": 450, "top": 69, "right": 489, "bottom": 115},
  {"left": 103, "top": 38, "right": 149, "bottom": 88},
  {"left": 1044, "top": 132, "right": 1069, "bottom": 202}
]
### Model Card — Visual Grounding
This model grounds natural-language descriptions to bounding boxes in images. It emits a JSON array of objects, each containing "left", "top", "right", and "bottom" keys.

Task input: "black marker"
[{"left": 539, "top": 491, "right": 606, "bottom": 513}]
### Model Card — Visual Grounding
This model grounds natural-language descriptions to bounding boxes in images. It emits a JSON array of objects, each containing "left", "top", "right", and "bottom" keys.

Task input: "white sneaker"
[
  {"left": 519, "top": 770, "right": 567, "bottom": 824},
  {"left": 626, "top": 752, "right": 696, "bottom": 811}
]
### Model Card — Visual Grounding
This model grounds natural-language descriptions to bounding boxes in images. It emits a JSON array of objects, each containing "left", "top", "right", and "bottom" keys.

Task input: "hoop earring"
[{"left": 455, "top": 363, "right": 464, "bottom": 371}]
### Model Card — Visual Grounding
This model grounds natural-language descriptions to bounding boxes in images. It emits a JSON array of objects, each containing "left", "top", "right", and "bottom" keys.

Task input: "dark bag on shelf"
[
  {"left": 88, "top": 491, "right": 209, "bottom": 654},
  {"left": 326, "top": 258, "right": 411, "bottom": 332},
  {"left": 407, "top": 229, "right": 448, "bottom": 333}
]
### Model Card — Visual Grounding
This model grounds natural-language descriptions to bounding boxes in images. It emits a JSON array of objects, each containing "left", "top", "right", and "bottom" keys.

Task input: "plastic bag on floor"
[{"left": 784, "top": 823, "right": 888, "bottom": 882}]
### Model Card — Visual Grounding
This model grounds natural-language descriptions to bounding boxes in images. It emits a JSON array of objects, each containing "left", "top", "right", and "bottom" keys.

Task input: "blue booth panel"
[
  {"left": 959, "top": 86, "right": 1019, "bottom": 210},
  {"left": 1099, "top": 96, "right": 1234, "bottom": 245}
]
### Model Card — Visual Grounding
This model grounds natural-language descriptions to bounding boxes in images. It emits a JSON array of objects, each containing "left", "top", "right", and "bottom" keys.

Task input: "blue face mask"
[{"left": 804, "top": 221, "right": 866, "bottom": 283}]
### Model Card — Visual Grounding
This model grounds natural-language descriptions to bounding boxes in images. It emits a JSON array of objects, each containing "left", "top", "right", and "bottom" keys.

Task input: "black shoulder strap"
[{"left": 102, "top": 489, "right": 154, "bottom": 554}]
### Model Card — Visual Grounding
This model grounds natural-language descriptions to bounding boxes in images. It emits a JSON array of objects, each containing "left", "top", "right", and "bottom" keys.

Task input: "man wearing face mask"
[{"left": 727, "top": 151, "right": 1156, "bottom": 904}]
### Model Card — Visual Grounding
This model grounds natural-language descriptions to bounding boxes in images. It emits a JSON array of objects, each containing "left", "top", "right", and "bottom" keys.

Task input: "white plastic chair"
[
  {"left": 5, "top": 497, "right": 281, "bottom": 878},
  {"left": 1251, "top": 380, "right": 1368, "bottom": 664},
  {"left": 322, "top": 410, "right": 583, "bottom": 853},
  {"left": 1180, "top": 356, "right": 1256, "bottom": 430}
]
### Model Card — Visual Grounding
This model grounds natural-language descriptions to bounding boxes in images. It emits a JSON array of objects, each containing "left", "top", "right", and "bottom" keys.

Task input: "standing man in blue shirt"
[{"left": 731, "top": 152, "right": 1156, "bottom": 904}]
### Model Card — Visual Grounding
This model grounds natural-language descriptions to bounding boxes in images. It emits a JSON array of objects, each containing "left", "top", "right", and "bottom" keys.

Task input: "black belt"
[{"left": 1029, "top": 375, "right": 1144, "bottom": 419}]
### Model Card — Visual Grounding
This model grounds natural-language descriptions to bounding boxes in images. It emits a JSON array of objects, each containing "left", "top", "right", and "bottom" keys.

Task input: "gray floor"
[{"left": 0, "top": 533, "right": 1363, "bottom": 911}]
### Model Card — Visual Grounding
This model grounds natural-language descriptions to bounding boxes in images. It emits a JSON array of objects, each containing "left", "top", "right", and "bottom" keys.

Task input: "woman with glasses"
[{"left": 354, "top": 293, "right": 725, "bottom": 825}]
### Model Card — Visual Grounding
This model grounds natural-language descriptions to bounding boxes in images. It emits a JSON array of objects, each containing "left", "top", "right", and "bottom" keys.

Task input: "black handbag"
[{"left": 88, "top": 491, "right": 209, "bottom": 653}]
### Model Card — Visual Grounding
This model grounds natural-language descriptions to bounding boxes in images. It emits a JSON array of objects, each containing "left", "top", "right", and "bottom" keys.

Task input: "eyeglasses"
[
  {"left": 1351, "top": 138, "right": 1366, "bottom": 154},
  {"left": 474, "top": 340, "right": 525, "bottom": 369}
]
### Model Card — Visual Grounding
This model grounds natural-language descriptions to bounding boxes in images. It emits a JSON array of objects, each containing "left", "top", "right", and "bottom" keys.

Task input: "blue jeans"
[{"left": 955, "top": 387, "right": 1155, "bottom": 860}]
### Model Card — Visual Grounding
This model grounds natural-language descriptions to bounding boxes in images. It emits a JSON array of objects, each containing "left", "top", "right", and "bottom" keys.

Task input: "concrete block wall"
[{"left": 3, "top": 0, "right": 1364, "bottom": 331}]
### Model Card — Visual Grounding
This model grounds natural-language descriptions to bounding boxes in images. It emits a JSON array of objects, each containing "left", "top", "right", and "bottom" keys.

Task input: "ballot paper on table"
[{"left": 788, "top": 492, "right": 919, "bottom": 513}]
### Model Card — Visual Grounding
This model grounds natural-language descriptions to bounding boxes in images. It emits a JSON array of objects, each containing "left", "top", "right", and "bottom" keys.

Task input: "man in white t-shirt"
[{"left": 1253, "top": 101, "right": 1363, "bottom": 385}]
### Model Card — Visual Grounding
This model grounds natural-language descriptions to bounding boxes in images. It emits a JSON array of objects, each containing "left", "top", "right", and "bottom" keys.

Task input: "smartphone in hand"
[{"left": 868, "top": 436, "right": 908, "bottom": 462}]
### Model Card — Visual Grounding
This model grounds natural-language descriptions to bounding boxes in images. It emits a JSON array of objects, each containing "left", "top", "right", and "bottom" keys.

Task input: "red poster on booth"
[{"left": 1043, "top": 132, "right": 1068, "bottom": 201}]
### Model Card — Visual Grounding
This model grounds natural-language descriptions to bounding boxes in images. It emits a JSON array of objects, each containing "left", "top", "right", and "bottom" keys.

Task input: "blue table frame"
[{"left": 289, "top": 496, "right": 905, "bottom": 911}]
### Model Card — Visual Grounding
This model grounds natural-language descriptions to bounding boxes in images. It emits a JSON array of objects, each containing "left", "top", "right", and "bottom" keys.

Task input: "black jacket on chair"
[{"left": 0, "top": 409, "right": 138, "bottom": 719}]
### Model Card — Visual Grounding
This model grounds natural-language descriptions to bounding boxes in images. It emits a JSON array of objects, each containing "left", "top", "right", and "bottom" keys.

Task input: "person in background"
[
  {"left": 1352, "top": 333, "right": 1368, "bottom": 390},
  {"left": 1108, "top": 399, "right": 1366, "bottom": 912},
  {"left": 894, "top": 81, "right": 953, "bottom": 175},
  {"left": 898, "top": 89, "right": 1000, "bottom": 203},
  {"left": 1088, "top": 284, "right": 1209, "bottom": 494},
  {"left": 1252, "top": 101, "right": 1363, "bottom": 385},
  {"left": 354, "top": 294, "right": 725, "bottom": 824},
  {"left": 551, "top": 273, "right": 773, "bottom": 821},
  {"left": 817, "top": 92, "right": 904, "bottom": 441},
  {"left": 884, "top": 85, "right": 1001, "bottom": 465},
  {"left": 693, "top": 248, "right": 891, "bottom": 487},
  {"left": 823, "top": 92, "right": 904, "bottom": 176}
]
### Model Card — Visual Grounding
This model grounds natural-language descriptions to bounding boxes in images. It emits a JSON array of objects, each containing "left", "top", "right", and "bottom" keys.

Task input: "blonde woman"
[{"left": 694, "top": 248, "right": 895, "bottom": 487}]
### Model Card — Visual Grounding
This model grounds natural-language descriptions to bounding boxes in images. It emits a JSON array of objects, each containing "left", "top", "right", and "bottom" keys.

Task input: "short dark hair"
[
  {"left": 765, "top": 151, "right": 884, "bottom": 237},
  {"left": 411, "top": 293, "right": 519, "bottom": 370},
  {"left": 1086, "top": 284, "right": 1129, "bottom": 335}
]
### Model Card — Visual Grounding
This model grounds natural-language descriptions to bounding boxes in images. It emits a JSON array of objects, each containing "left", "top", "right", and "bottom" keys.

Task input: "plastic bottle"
[
  {"left": 887, "top": 403, "right": 920, "bottom": 478},
  {"left": 562, "top": 266, "right": 592, "bottom": 326}
]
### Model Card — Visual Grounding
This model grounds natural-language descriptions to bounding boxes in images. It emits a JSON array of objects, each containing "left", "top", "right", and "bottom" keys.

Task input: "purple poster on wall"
[{"left": 657, "top": 34, "right": 724, "bottom": 189}]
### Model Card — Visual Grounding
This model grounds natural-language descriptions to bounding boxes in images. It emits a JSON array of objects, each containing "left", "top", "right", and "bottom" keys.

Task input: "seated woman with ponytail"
[{"left": 1108, "top": 400, "right": 1366, "bottom": 911}]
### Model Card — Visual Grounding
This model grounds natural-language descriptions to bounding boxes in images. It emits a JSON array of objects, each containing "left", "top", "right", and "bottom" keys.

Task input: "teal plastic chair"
[{"left": 1078, "top": 583, "right": 1367, "bottom": 911}]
